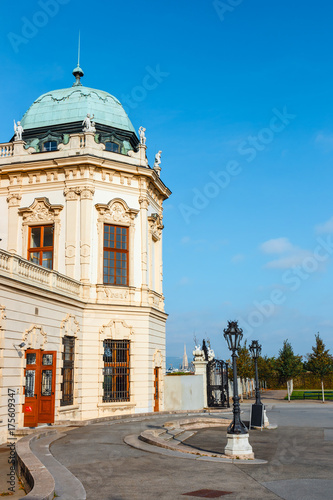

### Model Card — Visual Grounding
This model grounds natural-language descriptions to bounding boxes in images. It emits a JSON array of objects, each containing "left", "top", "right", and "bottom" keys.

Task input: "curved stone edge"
[
  {"left": 16, "top": 429, "right": 57, "bottom": 500},
  {"left": 125, "top": 434, "right": 267, "bottom": 465}
]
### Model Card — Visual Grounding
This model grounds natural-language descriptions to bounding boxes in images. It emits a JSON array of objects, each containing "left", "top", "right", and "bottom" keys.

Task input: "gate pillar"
[{"left": 193, "top": 347, "right": 208, "bottom": 408}]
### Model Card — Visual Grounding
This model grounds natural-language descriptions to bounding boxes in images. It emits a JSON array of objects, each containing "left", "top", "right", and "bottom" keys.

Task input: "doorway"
[
  {"left": 154, "top": 367, "right": 160, "bottom": 412},
  {"left": 24, "top": 349, "right": 56, "bottom": 427}
]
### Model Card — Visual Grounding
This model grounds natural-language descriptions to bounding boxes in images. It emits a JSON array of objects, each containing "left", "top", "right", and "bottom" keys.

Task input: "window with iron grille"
[
  {"left": 103, "top": 340, "right": 130, "bottom": 402},
  {"left": 103, "top": 224, "right": 128, "bottom": 286},
  {"left": 61, "top": 336, "right": 75, "bottom": 406}
]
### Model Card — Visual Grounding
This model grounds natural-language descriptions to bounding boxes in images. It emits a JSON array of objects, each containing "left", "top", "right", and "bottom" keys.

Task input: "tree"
[
  {"left": 276, "top": 340, "right": 303, "bottom": 401},
  {"left": 305, "top": 334, "right": 333, "bottom": 403},
  {"left": 257, "top": 355, "right": 277, "bottom": 388},
  {"left": 236, "top": 341, "right": 254, "bottom": 398},
  {"left": 236, "top": 341, "right": 254, "bottom": 379}
]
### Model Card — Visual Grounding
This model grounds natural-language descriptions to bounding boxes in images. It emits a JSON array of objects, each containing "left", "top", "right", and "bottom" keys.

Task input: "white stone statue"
[
  {"left": 14, "top": 120, "right": 23, "bottom": 141},
  {"left": 154, "top": 151, "right": 162, "bottom": 170},
  {"left": 139, "top": 126, "right": 146, "bottom": 145},
  {"left": 82, "top": 113, "right": 96, "bottom": 133},
  {"left": 207, "top": 348, "right": 215, "bottom": 361}
]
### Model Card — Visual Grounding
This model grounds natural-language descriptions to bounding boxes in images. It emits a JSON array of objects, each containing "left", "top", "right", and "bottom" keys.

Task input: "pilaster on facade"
[
  {"left": 79, "top": 186, "right": 95, "bottom": 285},
  {"left": 64, "top": 187, "right": 81, "bottom": 278},
  {"left": 139, "top": 195, "right": 149, "bottom": 304},
  {"left": 6, "top": 192, "right": 22, "bottom": 254}
]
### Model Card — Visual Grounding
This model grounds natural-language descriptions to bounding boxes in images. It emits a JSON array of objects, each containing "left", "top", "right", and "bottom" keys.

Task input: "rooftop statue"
[
  {"left": 154, "top": 150, "right": 162, "bottom": 168},
  {"left": 139, "top": 126, "right": 146, "bottom": 145},
  {"left": 82, "top": 113, "right": 96, "bottom": 133},
  {"left": 14, "top": 120, "right": 23, "bottom": 141}
]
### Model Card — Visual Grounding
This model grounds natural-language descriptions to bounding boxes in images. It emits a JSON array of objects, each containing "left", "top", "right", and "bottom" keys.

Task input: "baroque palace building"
[{"left": 0, "top": 64, "right": 171, "bottom": 443}]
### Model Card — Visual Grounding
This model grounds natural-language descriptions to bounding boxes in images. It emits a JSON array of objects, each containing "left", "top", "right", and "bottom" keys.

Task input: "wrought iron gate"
[{"left": 206, "top": 359, "right": 229, "bottom": 408}]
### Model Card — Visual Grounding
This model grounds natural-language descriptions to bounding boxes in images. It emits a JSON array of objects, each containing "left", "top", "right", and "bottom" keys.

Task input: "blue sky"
[{"left": 1, "top": 0, "right": 333, "bottom": 361}]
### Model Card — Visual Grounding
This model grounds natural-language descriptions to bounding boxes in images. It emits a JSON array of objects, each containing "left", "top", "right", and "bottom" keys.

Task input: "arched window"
[
  {"left": 43, "top": 141, "right": 57, "bottom": 152},
  {"left": 105, "top": 142, "right": 119, "bottom": 153}
]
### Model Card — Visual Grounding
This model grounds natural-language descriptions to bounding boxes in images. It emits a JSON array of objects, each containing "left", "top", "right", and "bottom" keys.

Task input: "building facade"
[{"left": 0, "top": 66, "right": 171, "bottom": 443}]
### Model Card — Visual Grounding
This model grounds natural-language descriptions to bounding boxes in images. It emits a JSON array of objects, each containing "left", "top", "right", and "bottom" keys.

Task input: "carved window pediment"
[
  {"left": 23, "top": 325, "right": 47, "bottom": 349},
  {"left": 95, "top": 198, "right": 138, "bottom": 226},
  {"left": 60, "top": 314, "right": 80, "bottom": 337},
  {"left": 19, "top": 197, "right": 63, "bottom": 223},
  {"left": 99, "top": 319, "right": 134, "bottom": 340}
]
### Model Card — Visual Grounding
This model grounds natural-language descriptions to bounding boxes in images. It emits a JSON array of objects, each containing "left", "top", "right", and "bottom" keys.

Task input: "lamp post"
[
  {"left": 223, "top": 321, "right": 247, "bottom": 434},
  {"left": 249, "top": 340, "right": 262, "bottom": 406},
  {"left": 223, "top": 321, "right": 253, "bottom": 458}
]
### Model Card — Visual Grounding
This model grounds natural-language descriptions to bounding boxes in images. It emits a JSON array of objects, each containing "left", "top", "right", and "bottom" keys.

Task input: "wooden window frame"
[
  {"left": 27, "top": 224, "right": 54, "bottom": 269},
  {"left": 103, "top": 340, "right": 130, "bottom": 402},
  {"left": 103, "top": 224, "right": 129, "bottom": 286}
]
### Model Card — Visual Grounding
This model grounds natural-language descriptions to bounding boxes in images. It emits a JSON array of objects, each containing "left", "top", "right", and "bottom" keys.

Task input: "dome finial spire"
[{"left": 72, "top": 31, "right": 84, "bottom": 86}]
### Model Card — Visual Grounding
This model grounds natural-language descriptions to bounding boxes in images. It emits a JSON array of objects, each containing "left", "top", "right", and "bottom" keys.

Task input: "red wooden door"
[
  {"left": 24, "top": 350, "right": 56, "bottom": 427},
  {"left": 154, "top": 367, "right": 160, "bottom": 412}
]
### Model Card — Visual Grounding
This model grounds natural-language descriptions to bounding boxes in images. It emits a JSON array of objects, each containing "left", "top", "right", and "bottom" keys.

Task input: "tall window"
[
  {"left": 103, "top": 225, "right": 128, "bottom": 285},
  {"left": 103, "top": 340, "right": 130, "bottom": 402},
  {"left": 105, "top": 142, "right": 119, "bottom": 153},
  {"left": 61, "top": 336, "right": 75, "bottom": 406},
  {"left": 28, "top": 225, "right": 54, "bottom": 269}
]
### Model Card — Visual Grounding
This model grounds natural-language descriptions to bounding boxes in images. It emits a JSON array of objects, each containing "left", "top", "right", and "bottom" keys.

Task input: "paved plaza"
[
  {"left": 49, "top": 401, "right": 333, "bottom": 500},
  {"left": 1, "top": 396, "right": 333, "bottom": 499}
]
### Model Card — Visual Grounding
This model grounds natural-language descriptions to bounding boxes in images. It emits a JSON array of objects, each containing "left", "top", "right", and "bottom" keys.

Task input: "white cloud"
[
  {"left": 264, "top": 250, "right": 313, "bottom": 269},
  {"left": 231, "top": 253, "right": 245, "bottom": 264},
  {"left": 178, "top": 276, "right": 190, "bottom": 286},
  {"left": 315, "top": 131, "right": 333, "bottom": 150},
  {"left": 260, "top": 237, "right": 294, "bottom": 254},
  {"left": 316, "top": 216, "right": 333, "bottom": 234},
  {"left": 260, "top": 237, "right": 319, "bottom": 270}
]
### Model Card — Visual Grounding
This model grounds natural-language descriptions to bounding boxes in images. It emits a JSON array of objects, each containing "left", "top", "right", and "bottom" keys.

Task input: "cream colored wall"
[
  {"left": 0, "top": 135, "right": 170, "bottom": 444},
  {"left": 0, "top": 273, "right": 167, "bottom": 443}
]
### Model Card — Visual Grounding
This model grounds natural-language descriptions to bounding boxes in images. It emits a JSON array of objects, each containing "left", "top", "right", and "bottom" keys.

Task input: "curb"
[{"left": 16, "top": 430, "right": 57, "bottom": 500}]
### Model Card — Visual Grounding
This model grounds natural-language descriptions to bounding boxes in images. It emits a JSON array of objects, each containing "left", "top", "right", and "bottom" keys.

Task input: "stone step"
[{"left": 159, "top": 429, "right": 196, "bottom": 444}]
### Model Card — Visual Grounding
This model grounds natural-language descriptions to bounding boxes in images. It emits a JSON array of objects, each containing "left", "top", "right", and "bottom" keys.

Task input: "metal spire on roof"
[{"left": 72, "top": 31, "right": 84, "bottom": 86}]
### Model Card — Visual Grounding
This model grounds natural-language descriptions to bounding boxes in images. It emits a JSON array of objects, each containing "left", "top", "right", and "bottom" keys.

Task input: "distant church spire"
[
  {"left": 182, "top": 344, "right": 188, "bottom": 370},
  {"left": 72, "top": 31, "right": 84, "bottom": 87}
]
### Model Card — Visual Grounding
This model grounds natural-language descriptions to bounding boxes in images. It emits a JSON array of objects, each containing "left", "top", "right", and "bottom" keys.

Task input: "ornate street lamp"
[
  {"left": 223, "top": 321, "right": 253, "bottom": 457},
  {"left": 223, "top": 321, "right": 248, "bottom": 435},
  {"left": 249, "top": 340, "right": 262, "bottom": 406}
]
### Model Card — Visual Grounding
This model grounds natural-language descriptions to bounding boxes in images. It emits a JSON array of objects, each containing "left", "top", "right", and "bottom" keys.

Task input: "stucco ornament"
[
  {"left": 82, "top": 113, "right": 96, "bottom": 133},
  {"left": 138, "top": 126, "right": 146, "bottom": 145},
  {"left": 100, "top": 319, "right": 134, "bottom": 340},
  {"left": 60, "top": 314, "right": 80, "bottom": 337},
  {"left": 14, "top": 120, "right": 23, "bottom": 141},
  {"left": 19, "top": 197, "right": 63, "bottom": 223},
  {"left": 23, "top": 325, "right": 47, "bottom": 349}
]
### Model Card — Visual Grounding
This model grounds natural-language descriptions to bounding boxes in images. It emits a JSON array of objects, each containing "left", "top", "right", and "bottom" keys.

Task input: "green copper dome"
[{"left": 20, "top": 85, "right": 135, "bottom": 133}]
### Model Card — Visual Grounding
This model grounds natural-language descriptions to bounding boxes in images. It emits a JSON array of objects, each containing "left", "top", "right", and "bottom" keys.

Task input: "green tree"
[
  {"left": 236, "top": 341, "right": 254, "bottom": 379},
  {"left": 276, "top": 340, "right": 303, "bottom": 401},
  {"left": 257, "top": 355, "right": 277, "bottom": 388},
  {"left": 305, "top": 334, "right": 333, "bottom": 403}
]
